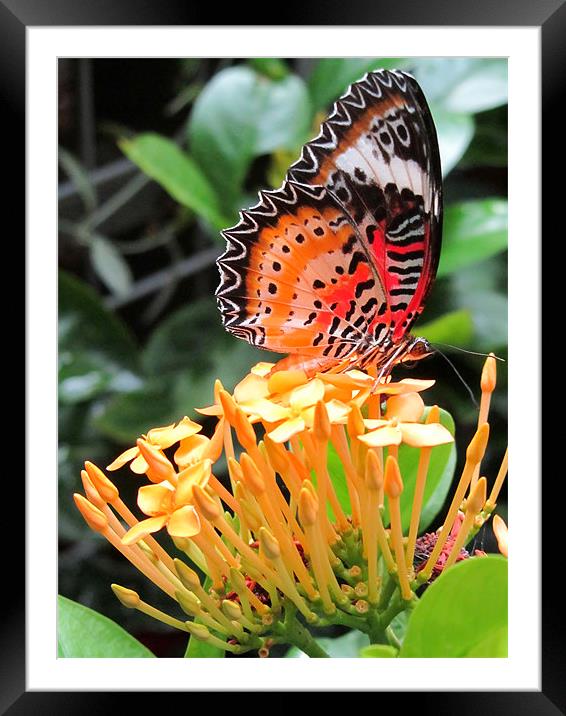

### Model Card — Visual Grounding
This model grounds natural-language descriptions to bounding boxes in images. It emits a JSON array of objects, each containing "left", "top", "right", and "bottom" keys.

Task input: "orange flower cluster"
[{"left": 74, "top": 356, "right": 507, "bottom": 655}]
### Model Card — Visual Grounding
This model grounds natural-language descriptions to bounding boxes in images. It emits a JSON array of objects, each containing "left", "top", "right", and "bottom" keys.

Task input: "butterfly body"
[{"left": 216, "top": 69, "right": 442, "bottom": 381}]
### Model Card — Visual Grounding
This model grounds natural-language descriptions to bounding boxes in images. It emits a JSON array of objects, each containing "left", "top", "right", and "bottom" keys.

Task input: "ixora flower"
[{"left": 73, "top": 354, "right": 508, "bottom": 658}]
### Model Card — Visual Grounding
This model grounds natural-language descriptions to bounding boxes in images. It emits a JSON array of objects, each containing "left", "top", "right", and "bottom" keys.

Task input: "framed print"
[{"left": 10, "top": 0, "right": 557, "bottom": 710}]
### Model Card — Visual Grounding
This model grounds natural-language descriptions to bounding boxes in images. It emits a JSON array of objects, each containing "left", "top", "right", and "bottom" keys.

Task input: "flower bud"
[
  {"left": 192, "top": 484, "right": 221, "bottom": 521},
  {"left": 298, "top": 487, "right": 318, "bottom": 527},
  {"left": 85, "top": 461, "right": 119, "bottom": 502},
  {"left": 73, "top": 493, "right": 108, "bottom": 533},
  {"left": 481, "top": 354, "right": 497, "bottom": 393},
  {"left": 240, "top": 453, "right": 266, "bottom": 496},
  {"left": 111, "top": 584, "right": 140, "bottom": 609},
  {"left": 384, "top": 456, "right": 403, "bottom": 499},
  {"left": 174, "top": 558, "right": 201, "bottom": 590},
  {"left": 259, "top": 527, "right": 281, "bottom": 560},
  {"left": 466, "top": 423, "right": 490, "bottom": 464}
]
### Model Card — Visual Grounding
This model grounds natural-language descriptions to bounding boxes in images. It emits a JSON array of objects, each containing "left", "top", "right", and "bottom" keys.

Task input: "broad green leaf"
[
  {"left": 59, "top": 353, "right": 114, "bottom": 404},
  {"left": 90, "top": 237, "right": 133, "bottom": 298},
  {"left": 189, "top": 66, "right": 311, "bottom": 212},
  {"left": 460, "top": 106, "right": 507, "bottom": 168},
  {"left": 464, "top": 291, "right": 508, "bottom": 352},
  {"left": 286, "top": 629, "right": 369, "bottom": 658},
  {"left": 185, "top": 576, "right": 225, "bottom": 658},
  {"left": 431, "top": 105, "right": 475, "bottom": 176},
  {"left": 94, "top": 377, "right": 177, "bottom": 443},
  {"left": 120, "top": 133, "right": 228, "bottom": 230},
  {"left": 411, "top": 58, "right": 507, "bottom": 114},
  {"left": 400, "top": 556, "right": 508, "bottom": 657},
  {"left": 382, "top": 407, "right": 457, "bottom": 533},
  {"left": 307, "top": 57, "right": 407, "bottom": 111},
  {"left": 417, "top": 309, "right": 474, "bottom": 347},
  {"left": 58, "top": 595, "right": 156, "bottom": 658},
  {"left": 443, "top": 61, "right": 507, "bottom": 114},
  {"left": 438, "top": 199, "right": 508, "bottom": 277},
  {"left": 59, "top": 271, "right": 139, "bottom": 369},
  {"left": 360, "top": 644, "right": 398, "bottom": 658}
]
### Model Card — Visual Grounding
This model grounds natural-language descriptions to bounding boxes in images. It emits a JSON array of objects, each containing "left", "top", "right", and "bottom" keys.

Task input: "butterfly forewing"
[{"left": 216, "top": 68, "right": 442, "bottom": 368}]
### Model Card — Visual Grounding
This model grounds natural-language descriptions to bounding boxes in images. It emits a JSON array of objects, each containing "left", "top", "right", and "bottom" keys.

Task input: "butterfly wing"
[
  {"left": 216, "top": 180, "right": 387, "bottom": 363},
  {"left": 287, "top": 69, "right": 443, "bottom": 342}
]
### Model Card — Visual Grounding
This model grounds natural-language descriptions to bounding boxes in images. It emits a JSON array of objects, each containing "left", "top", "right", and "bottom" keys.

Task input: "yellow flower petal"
[
  {"left": 167, "top": 505, "right": 201, "bottom": 538},
  {"left": 358, "top": 425, "right": 403, "bottom": 447},
  {"left": 234, "top": 372, "right": 270, "bottom": 404},
  {"left": 363, "top": 419, "right": 389, "bottom": 430},
  {"left": 130, "top": 454, "right": 150, "bottom": 475},
  {"left": 399, "top": 422, "right": 454, "bottom": 447},
  {"left": 147, "top": 416, "right": 202, "bottom": 448},
  {"left": 289, "top": 378, "right": 325, "bottom": 410},
  {"left": 174, "top": 434, "right": 211, "bottom": 467},
  {"left": 122, "top": 515, "right": 168, "bottom": 545},
  {"left": 251, "top": 362, "right": 276, "bottom": 377},
  {"left": 268, "top": 416, "right": 306, "bottom": 443},
  {"left": 175, "top": 459, "right": 212, "bottom": 506},
  {"left": 268, "top": 369, "right": 309, "bottom": 396},
  {"left": 245, "top": 398, "right": 291, "bottom": 423},
  {"left": 106, "top": 445, "right": 139, "bottom": 471},
  {"left": 194, "top": 404, "right": 223, "bottom": 417},
  {"left": 137, "top": 483, "right": 174, "bottom": 517},
  {"left": 385, "top": 392, "right": 425, "bottom": 422},
  {"left": 325, "top": 399, "right": 352, "bottom": 424}
]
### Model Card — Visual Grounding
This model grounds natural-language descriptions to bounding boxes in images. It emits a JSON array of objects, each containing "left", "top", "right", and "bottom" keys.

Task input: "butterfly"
[{"left": 216, "top": 69, "right": 442, "bottom": 380}]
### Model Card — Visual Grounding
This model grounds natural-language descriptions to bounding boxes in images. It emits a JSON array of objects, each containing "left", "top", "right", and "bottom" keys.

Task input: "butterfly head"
[{"left": 399, "top": 336, "right": 434, "bottom": 368}]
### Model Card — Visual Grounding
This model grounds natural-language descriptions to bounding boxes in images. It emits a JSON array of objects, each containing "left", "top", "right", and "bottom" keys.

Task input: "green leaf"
[
  {"left": 417, "top": 309, "right": 474, "bottom": 347},
  {"left": 438, "top": 199, "right": 508, "bottom": 277},
  {"left": 307, "top": 58, "right": 407, "bottom": 111},
  {"left": 286, "top": 630, "right": 369, "bottom": 658},
  {"left": 360, "top": 644, "right": 398, "bottom": 658},
  {"left": 94, "top": 377, "right": 177, "bottom": 443},
  {"left": 460, "top": 107, "right": 508, "bottom": 168},
  {"left": 59, "top": 271, "right": 139, "bottom": 371},
  {"left": 119, "top": 133, "right": 228, "bottom": 230},
  {"left": 382, "top": 407, "right": 457, "bottom": 533},
  {"left": 247, "top": 57, "right": 289, "bottom": 80},
  {"left": 59, "top": 353, "right": 114, "bottom": 404},
  {"left": 188, "top": 66, "right": 311, "bottom": 212},
  {"left": 58, "top": 595, "right": 156, "bottom": 658},
  {"left": 443, "top": 61, "right": 507, "bottom": 114},
  {"left": 400, "top": 556, "right": 508, "bottom": 657},
  {"left": 90, "top": 237, "right": 133, "bottom": 298},
  {"left": 410, "top": 58, "right": 507, "bottom": 114},
  {"left": 464, "top": 291, "right": 508, "bottom": 352},
  {"left": 431, "top": 105, "right": 475, "bottom": 176}
]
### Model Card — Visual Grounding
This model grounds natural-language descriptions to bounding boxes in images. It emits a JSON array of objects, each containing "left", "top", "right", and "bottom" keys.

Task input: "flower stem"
[{"left": 277, "top": 603, "right": 331, "bottom": 658}]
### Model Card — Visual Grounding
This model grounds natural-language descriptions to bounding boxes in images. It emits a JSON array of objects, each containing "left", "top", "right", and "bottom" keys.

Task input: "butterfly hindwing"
[
  {"left": 287, "top": 69, "right": 442, "bottom": 341},
  {"left": 216, "top": 181, "right": 388, "bottom": 361}
]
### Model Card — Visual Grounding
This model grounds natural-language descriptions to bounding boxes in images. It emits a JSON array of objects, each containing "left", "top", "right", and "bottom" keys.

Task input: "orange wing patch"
[{"left": 216, "top": 182, "right": 387, "bottom": 361}]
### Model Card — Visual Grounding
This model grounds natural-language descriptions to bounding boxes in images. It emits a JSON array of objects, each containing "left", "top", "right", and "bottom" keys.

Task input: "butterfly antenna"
[
  {"left": 434, "top": 343, "right": 506, "bottom": 362},
  {"left": 432, "top": 345, "right": 479, "bottom": 408}
]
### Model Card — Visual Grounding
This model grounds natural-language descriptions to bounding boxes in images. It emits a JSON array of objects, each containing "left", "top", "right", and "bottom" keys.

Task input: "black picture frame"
[{"left": 11, "top": 0, "right": 556, "bottom": 711}]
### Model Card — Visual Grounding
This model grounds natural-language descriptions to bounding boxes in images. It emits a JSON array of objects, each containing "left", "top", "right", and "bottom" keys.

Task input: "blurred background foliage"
[{"left": 58, "top": 57, "right": 507, "bottom": 655}]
